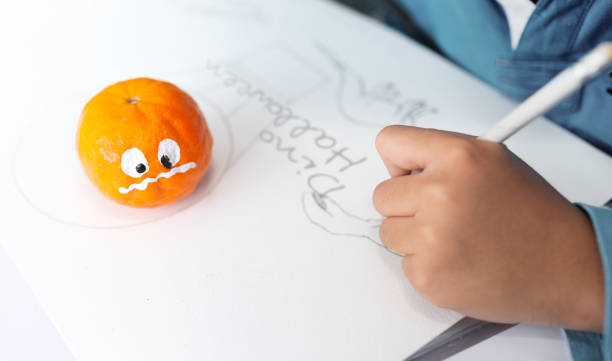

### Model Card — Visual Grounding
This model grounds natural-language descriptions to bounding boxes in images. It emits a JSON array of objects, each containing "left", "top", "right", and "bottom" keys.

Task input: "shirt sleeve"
[{"left": 564, "top": 204, "right": 612, "bottom": 361}]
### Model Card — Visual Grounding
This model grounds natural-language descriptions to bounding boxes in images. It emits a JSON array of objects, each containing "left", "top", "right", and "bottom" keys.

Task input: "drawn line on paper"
[
  {"left": 315, "top": 42, "right": 438, "bottom": 127},
  {"left": 205, "top": 57, "right": 367, "bottom": 176},
  {"left": 301, "top": 191, "right": 401, "bottom": 256},
  {"left": 275, "top": 45, "right": 332, "bottom": 104},
  {"left": 224, "top": 44, "right": 331, "bottom": 105},
  {"left": 203, "top": 55, "right": 401, "bottom": 253}
]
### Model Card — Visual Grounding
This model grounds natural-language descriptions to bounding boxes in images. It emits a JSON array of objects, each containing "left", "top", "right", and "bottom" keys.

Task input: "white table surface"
[{"left": 0, "top": 245, "right": 572, "bottom": 361}]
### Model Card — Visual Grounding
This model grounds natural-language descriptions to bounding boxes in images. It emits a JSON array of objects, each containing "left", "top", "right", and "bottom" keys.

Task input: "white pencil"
[{"left": 479, "top": 42, "right": 612, "bottom": 143}]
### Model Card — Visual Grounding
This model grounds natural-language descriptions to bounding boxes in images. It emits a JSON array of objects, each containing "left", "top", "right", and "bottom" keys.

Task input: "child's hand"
[{"left": 373, "top": 125, "right": 604, "bottom": 332}]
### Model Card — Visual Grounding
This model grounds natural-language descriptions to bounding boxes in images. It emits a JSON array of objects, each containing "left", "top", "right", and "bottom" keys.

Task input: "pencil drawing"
[
  {"left": 203, "top": 57, "right": 397, "bottom": 253},
  {"left": 14, "top": 44, "right": 417, "bottom": 245},
  {"left": 315, "top": 43, "right": 438, "bottom": 127},
  {"left": 224, "top": 44, "right": 331, "bottom": 105},
  {"left": 301, "top": 190, "right": 401, "bottom": 256}
]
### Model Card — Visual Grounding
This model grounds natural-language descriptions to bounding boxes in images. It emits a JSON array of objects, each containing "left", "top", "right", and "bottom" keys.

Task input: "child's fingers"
[
  {"left": 375, "top": 125, "right": 473, "bottom": 177},
  {"left": 373, "top": 174, "right": 424, "bottom": 217},
  {"left": 375, "top": 126, "right": 443, "bottom": 176},
  {"left": 379, "top": 216, "right": 419, "bottom": 255}
]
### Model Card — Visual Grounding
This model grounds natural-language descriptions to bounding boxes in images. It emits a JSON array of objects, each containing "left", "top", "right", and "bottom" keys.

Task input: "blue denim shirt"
[{"left": 390, "top": 1, "right": 612, "bottom": 360}]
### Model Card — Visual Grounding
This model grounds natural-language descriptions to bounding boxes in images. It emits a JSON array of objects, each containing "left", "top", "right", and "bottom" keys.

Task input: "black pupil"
[
  {"left": 161, "top": 155, "right": 173, "bottom": 169},
  {"left": 136, "top": 163, "right": 146, "bottom": 173}
]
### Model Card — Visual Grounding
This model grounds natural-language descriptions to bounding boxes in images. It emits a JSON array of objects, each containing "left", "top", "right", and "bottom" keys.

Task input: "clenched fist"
[{"left": 373, "top": 125, "right": 604, "bottom": 332}]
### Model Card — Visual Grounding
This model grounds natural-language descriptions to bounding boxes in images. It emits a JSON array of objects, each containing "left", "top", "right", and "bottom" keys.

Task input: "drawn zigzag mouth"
[{"left": 118, "top": 162, "right": 197, "bottom": 194}]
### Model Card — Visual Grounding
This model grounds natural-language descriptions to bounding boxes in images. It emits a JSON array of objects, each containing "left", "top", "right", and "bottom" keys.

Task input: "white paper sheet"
[
  {"left": 2, "top": 0, "right": 612, "bottom": 360},
  {"left": 0, "top": 245, "right": 77, "bottom": 361}
]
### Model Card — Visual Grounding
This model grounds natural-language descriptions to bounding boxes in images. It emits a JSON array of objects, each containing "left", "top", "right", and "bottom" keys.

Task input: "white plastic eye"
[
  {"left": 158, "top": 139, "right": 181, "bottom": 169},
  {"left": 121, "top": 147, "right": 149, "bottom": 178}
]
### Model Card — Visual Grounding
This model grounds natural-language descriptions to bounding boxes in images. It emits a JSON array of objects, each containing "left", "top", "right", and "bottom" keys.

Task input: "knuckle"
[
  {"left": 406, "top": 259, "right": 448, "bottom": 303},
  {"left": 408, "top": 266, "right": 434, "bottom": 294},
  {"left": 379, "top": 218, "right": 401, "bottom": 251},
  {"left": 446, "top": 138, "right": 480, "bottom": 164},
  {"left": 378, "top": 218, "right": 391, "bottom": 246},
  {"left": 372, "top": 181, "right": 389, "bottom": 213},
  {"left": 422, "top": 181, "right": 451, "bottom": 204},
  {"left": 418, "top": 224, "right": 447, "bottom": 255},
  {"left": 490, "top": 142, "right": 512, "bottom": 163},
  {"left": 373, "top": 179, "right": 405, "bottom": 216},
  {"left": 380, "top": 218, "right": 408, "bottom": 254},
  {"left": 404, "top": 225, "right": 458, "bottom": 306},
  {"left": 420, "top": 223, "right": 438, "bottom": 241},
  {"left": 375, "top": 125, "right": 402, "bottom": 153}
]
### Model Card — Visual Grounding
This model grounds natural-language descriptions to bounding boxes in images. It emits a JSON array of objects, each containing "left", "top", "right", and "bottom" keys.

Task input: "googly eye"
[
  {"left": 121, "top": 147, "right": 149, "bottom": 178},
  {"left": 158, "top": 139, "right": 180, "bottom": 169}
]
